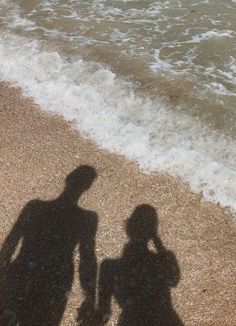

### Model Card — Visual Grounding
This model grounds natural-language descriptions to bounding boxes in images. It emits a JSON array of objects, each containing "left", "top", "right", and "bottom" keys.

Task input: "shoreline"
[{"left": 0, "top": 81, "right": 235, "bottom": 325}]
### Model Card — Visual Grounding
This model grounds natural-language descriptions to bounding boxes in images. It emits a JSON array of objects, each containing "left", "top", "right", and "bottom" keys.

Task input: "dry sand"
[{"left": 0, "top": 81, "right": 235, "bottom": 325}]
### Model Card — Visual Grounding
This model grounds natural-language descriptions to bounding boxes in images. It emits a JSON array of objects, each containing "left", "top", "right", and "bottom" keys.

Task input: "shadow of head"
[
  {"left": 62, "top": 165, "right": 97, "bottom": 204},
  {"left": 126, "top": 204, "right": 158, "bottom": 242}
]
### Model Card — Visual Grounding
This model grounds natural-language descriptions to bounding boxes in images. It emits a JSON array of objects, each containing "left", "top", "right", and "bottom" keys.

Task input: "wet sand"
[{"left": 0, "top": 81, "right": 235, "bottom": 325}]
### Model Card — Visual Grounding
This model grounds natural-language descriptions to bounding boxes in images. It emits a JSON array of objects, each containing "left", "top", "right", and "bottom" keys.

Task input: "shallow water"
[{"left": 0, "top": 0, "right": 236, "bottom": 215}]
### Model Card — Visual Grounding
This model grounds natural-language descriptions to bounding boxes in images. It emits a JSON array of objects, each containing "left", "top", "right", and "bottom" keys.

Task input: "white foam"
[
  {"left": 0, "top": 33, "right": 236, "bottom": 217},
  {"left": 208, "top": 82, "right": 236, "bottom": 96},
  {"left": 186, "top": 30, "right": 234, "bottom": 43},
  {"left": 151, "top": 49, "right": 173, "bottom": 71},
  {"left": 7, "top": 12, "right": 36, "bottom": 29}
]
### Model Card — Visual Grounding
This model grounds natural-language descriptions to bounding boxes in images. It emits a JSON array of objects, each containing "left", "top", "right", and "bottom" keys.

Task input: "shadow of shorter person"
[
  {"left": 0, "top": 165, "right": 98, "bottom": 326},
  {"left": 97, "top": 204, "right": 183, "bottom": 326}
]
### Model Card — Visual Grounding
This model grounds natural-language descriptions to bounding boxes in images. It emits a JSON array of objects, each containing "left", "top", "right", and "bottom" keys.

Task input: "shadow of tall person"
[
  {"left": 97, "top": 204, "right": 183, "bottom": 326},
  {"left": 0, "top": 165, "right": 98, "bottom": 326}
]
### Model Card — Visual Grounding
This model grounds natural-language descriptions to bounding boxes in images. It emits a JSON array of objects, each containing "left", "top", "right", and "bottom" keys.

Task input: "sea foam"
[{"left": 0, "top": 33, "right": 236, "bottom": 217}]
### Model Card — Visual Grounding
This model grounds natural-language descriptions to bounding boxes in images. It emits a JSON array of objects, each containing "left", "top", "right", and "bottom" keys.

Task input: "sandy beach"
[{"left": 0, "top": 81, "right": 235, "bottom": 325}]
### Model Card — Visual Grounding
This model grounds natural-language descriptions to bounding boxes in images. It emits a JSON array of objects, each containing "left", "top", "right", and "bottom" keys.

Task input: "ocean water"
[{"left": 0, "top": 0, "right": 236, "bottom": 216}]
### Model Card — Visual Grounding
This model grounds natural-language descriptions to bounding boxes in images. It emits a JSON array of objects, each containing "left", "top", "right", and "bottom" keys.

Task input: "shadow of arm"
[
  {"left": 77, "top": 213, "right": 98, "bottom": 323},
  {"left": 0, "top": 203, "right": 30, "bottom": 268},
  {"left": 97, "top": 260, "right": 115, "bottom": 324},
  {"left": 153, "top": 236, "right": 181, "bottom": 287},
  {"left": 166, "top": 250, "right": 181, "bottom": 287},
  {"left": 79, "top": 236, "right": 97, "bottom": 303}
]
